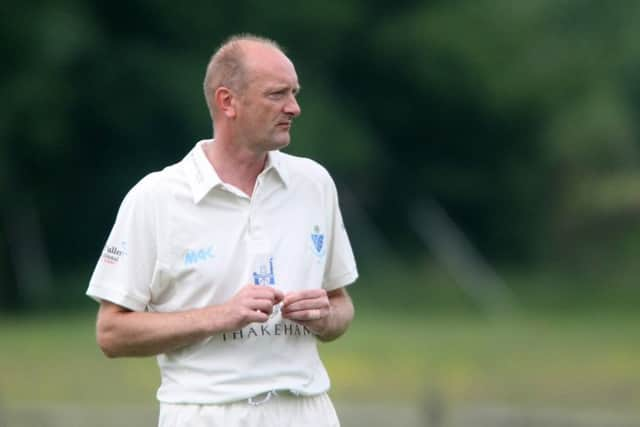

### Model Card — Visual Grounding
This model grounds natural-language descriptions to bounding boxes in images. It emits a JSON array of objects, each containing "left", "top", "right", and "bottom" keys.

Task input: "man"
[{"left": 87, "top": 34, "right": 358, "bottom": 426}]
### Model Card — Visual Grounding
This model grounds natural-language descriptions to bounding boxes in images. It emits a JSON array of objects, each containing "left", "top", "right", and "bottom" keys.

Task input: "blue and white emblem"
[
  {"left": 252, "top": 255, "right": 281, "bottom": 317},
  {"left": 253, "top": 256, "right": 276, "bottom": 285},
  {"left": 311, "top": 225, "right": 326, "bottom": 257}
]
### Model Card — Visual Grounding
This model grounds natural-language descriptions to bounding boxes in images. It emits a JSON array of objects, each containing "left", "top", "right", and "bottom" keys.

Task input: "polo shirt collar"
[
  {"left": 184, "top": 140, "right": 290, "bottom": 204},
  {"left": 184, "top": 140, "right": 223, "bottom": 204},
  {"left": 263, "top": 150, "right": 290, "bottom": 189}
]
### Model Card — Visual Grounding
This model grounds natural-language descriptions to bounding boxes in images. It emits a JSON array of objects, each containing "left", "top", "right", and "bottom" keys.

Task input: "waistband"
[{"left": 248, "top": 389, "right": 305, "bottom": 406}]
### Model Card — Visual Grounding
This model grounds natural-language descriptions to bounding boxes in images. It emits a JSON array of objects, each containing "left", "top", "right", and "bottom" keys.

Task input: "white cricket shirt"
[{"left": 87, "top": 140, "right": 358, "bottom": 404}]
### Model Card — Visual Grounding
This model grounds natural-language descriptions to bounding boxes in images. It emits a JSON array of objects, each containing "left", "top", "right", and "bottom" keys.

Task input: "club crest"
[
  {"left": 311, "top": 225, "right": 326, "bottom": 257},
  {"left": 253, "top": 256, "right": 276, "bottom": 285}
]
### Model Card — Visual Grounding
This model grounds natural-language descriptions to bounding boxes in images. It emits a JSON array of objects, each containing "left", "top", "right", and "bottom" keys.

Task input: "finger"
[
  {"left": 246, "top": 284, "right": 285, "bottom": 301},
  {"left": 245, "top": 309, "right": 269, "bottom": 323},
  {"left": 272, "top": 288, "right": 285, "bottom": 303},
  {"left": 250, "top": 299, "right": 276, "bottom": 315},
  {"left": 283, "top": 289, "right": 327, "bottom": 305},
  {"left": 282, "top": 308, "right": 329, "bottom": 321},
  {"left": 260, "top": 289, "right": 284, "bottom": 305},
  {"left": 245, "top": 286, "right": 282, "bottom": 303},
  {"left": 281, "top": 298, "right": 329, "bottom": 314}
]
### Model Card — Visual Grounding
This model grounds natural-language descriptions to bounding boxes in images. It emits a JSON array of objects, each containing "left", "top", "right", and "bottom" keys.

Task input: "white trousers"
[{"left": 159, "top": 392, "right": 340, "bottom": 427}]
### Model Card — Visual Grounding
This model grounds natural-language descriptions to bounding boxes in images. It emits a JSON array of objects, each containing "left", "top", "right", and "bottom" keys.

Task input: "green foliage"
[{"left": 3, "top": 1, "right": 640, "bottom": 305}]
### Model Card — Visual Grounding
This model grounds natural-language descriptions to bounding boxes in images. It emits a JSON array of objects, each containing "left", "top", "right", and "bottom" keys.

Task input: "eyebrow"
[{"left": 266, "top": 84, "right": 301, "bottom": 93}]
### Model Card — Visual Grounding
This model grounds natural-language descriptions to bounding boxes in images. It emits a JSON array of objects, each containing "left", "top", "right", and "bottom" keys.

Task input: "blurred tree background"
[{"left": 2, "top": 0, "right": 640, "bottom": 310}]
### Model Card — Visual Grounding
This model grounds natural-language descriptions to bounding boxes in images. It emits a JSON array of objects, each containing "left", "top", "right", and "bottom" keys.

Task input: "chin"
[{"left": 269, "top": 138, "right": 290, "bottom": 151}]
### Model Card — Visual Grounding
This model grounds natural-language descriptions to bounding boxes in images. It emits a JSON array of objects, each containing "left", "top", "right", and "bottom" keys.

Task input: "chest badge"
[
  {"left": 253, "top": 256, "right": 276, "bottom": 285},
  {"left": 311, "top": 225, "right": 326, "bottom": 257}
]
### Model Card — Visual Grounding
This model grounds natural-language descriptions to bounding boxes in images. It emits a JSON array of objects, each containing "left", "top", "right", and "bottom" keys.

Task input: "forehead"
[{"left": 243, "top": 44, "right": 299, "bottom": 88}]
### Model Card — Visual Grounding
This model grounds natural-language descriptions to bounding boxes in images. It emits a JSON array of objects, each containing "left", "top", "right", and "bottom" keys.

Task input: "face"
[{"left": 232, "top": 45, "right": 301, "bottom": 153}]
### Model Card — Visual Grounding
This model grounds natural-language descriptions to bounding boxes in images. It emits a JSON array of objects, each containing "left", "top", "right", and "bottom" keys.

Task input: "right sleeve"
[
  {"left": 321, "top": 174, "right": 358, "bottom": 291},
  {"left": 86, "top": 175, "right": 160, "bottom": 311}
]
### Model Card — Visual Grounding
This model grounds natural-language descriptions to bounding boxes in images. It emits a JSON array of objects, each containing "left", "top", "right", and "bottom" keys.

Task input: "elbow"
[
  {"left": 347, "top": 296, "right": 355, "bottom": 320},
  {"left": 97, "top": 339, "right": 118, "bottom": 359},
  {"left": 95, "top": 301, "right": 132, "bottom": 358},
  {"left": 96, "top": 319, "right": 121, "bottom": 358}
]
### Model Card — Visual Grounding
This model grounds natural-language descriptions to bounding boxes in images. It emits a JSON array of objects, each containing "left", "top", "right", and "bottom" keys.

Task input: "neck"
[{"left": 203, "top": 138, "right": 268, "bottom": 197}]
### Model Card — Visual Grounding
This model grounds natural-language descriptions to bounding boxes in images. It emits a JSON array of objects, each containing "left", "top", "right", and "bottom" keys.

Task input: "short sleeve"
[
  {"left": 86, "top": 174, "right": 160, "bottom": 311},
  {"left": 322, "top": 177, "right": 358, "bottom": 291}
]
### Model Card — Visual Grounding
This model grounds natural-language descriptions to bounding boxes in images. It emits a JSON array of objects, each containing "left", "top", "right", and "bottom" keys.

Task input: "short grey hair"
[{"left": 203, "top": 34, "right": 285, "bottom": 117}]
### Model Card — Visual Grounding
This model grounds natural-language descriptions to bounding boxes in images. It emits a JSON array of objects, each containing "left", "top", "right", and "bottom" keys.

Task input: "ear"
[{"left": 215, "top": 87, "right": 237, "bottom": 119}]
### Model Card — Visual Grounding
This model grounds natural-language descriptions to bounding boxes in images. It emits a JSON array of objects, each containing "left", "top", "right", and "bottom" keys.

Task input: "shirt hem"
[
  {"left": 323, "top": 270, "right": 358, "bottom": 291},
  {"left": 156, "top": 388, "right": 330, "bottom": 406},
  {"left": 86, "top": 283, "right": 148, "bottom": 311}
]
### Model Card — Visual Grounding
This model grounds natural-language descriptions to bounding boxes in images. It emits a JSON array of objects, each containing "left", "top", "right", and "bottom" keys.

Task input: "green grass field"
[{"left": 1, "top": 305, "right": 638, "bottom": 412}]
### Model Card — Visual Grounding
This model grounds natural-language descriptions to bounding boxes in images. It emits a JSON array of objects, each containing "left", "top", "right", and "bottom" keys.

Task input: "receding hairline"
[
  {"left": 224, "top": 34, "right": 286, "bottom": 55},
  {"left": 203, "top": 34, "right": 287, "bottom": 114}
]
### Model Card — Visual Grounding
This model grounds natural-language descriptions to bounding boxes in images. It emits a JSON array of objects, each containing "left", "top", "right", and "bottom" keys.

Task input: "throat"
[{"left": 203, "top": 141, "right": 267, "bottom": 198}]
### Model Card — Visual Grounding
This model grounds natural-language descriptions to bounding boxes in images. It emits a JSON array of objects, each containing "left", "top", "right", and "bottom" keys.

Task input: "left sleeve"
[{"left": 322, "top": 176, "right": 358, "bottom": 291}]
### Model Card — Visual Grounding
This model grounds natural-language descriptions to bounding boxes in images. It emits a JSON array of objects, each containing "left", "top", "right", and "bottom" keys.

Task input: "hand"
[
  {"left": 220, "top": 284, "right": 284, "bottom": 331},
  {"left": 281, "top": 289, "right": 331, "bottom": 335}
]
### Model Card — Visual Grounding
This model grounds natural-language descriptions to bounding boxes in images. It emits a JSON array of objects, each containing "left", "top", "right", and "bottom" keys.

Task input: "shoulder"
[
  {"left": 125, "top": 171, "right": 163, "bottom": 202},
  {"left": 126, "top": 161, "right": 184, "bottom": 199},
  {"left": 118, "top": 161, "right": 184, "bottom": 214}
]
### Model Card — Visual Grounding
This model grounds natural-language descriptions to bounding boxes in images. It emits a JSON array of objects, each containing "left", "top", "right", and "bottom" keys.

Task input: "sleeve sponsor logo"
[{"left": 101, "top": 241, "right": 127, "bottom": 265}]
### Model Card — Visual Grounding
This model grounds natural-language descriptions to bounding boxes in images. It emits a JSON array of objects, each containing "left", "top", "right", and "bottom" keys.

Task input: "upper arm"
[
  {"left": 96, "top": 300, "right": 132, "bottom": 334},
  {"left": 95, "top": 300, "right": 134, "bottom": 357},
  {"left": 98, "top": 299, "right": 132, "bottom": 318},
  {"left": 327, "top": 287, "right": 349, "bottom": 300},
  {"left": 327, "top": 287, "right": 353, "bottom": 313}
]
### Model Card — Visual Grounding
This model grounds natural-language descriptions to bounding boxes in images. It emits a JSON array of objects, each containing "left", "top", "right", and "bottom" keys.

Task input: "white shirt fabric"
[{"left": 86, "top": 140, "right": 358, "bottom": 404}]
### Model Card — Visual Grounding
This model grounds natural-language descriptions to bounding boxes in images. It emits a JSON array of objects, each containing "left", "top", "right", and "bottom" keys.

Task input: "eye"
[{"left": 268, "top": 90, "right": 287, "bottom": 100}]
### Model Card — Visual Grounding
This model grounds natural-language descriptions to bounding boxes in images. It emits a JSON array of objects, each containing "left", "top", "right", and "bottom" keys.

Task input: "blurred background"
[{"left": 1, "top": 1, "right": 640, "bottom": 426}]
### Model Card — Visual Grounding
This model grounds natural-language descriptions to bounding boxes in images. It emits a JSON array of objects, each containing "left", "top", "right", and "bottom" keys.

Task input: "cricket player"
[{"left": 87, "top": 34, "right": 358, "bottom": 426}]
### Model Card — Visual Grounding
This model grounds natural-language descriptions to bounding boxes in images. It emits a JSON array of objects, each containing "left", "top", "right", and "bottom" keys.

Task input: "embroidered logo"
[
  {"left": 311, "top": 225, "right": 326, "bottom": 257},
  {"left": 253, "top": 256, "right": 276, "bottom": 285},
  {"left": 184, "top": 246, "right": 215, "bottom": 265},
  {"left": 101, "top": 241, "right": 127, "bottom": 265}
]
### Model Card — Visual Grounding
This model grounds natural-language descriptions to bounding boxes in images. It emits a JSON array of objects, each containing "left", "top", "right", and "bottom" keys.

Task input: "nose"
[{"left": 284, "top": 94, "right": 301, "bottom": 117}]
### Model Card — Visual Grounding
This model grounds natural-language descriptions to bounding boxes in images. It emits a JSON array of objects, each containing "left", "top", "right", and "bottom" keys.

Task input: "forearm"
[
  {"left": 314, "top": 288, "right": 355, "bottom": 342},
  {"left": 96, "top": 284, "right": 283, "bottom": 358},
  {"left": 96, "top": 302, "right": 226, "bottom": 358}
]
